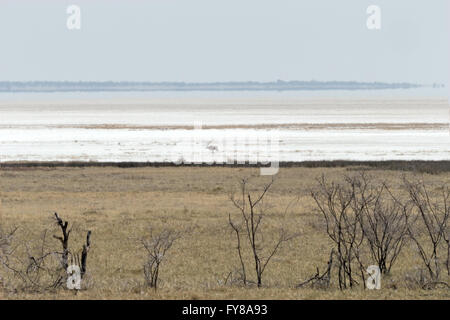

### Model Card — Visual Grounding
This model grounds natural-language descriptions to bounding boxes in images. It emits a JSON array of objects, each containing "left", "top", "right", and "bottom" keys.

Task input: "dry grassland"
[{"left": 1, "top": 165, "right": 449, "bottom": 299}]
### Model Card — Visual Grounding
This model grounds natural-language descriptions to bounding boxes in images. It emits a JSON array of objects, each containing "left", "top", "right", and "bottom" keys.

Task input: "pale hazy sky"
[{"left": 0, "top": 0, "right": 448, "bottom": 84}]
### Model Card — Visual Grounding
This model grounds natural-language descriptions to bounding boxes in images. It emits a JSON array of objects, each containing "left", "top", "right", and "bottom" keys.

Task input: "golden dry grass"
[{"left": 1, "top": 165, "right": 450, "bottom": 299}]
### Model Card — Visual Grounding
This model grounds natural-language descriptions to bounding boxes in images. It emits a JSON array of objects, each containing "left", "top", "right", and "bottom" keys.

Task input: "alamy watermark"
[
  {"left": 367, "top": 5, "right": 381, "bottom": 30},
  {"left": 67, "top": 264, "right": 82, "bottom": 290},
  {"left": 366, "top": 265, "right": 381, "bottom": 290},
  {"left": 66, "top": 5, "right": 381, "bottom": 31},
  {"left": 167, "top": 123, "right": 280, "bottom": 176},
  {"left": 67, "top": 5, "right": 81, "bottom": 30}
]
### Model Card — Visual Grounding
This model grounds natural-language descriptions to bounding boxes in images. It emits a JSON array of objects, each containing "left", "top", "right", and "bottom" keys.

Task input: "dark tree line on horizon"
[{"left": 0, "top": 80, "right": 424, "bottom": 92}]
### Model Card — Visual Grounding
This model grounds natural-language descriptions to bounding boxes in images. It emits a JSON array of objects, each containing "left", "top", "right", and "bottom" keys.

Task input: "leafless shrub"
[
  {"left": 445, "top": 226, "right": 450, "bottom": 276},
  {"left": 404, "top": 267, "right": 431, "bottom": 289},
  {"left": 311, "top": 173, "right": 368, "bottom": 289},
  {"left": 141, "top": 228, "right": 181, "bottom": 290},
  {"left": 216, "top": 268, "right": 248, "bottom": 287},
  {"left": 0, "top": 226, "right": 16, "bottom": 262},
  {"left": 228, "top": 177, "right": 298, "bottom": 288},
  {"left": 0, "top": 225, "right": 17, "bottom": 290},
  {"left": 0, "top": 227, "right": 14, "bottom": 251},
  {"left": 297, "top": 248, "right": 334, "bottom": 289},
  {"left": 404, "top": 266, "right": 450, "bottom": 290},
  {"left": 1, "top": 228, "right": 66, "bottom": 292},
  {"left": 53, "top": 213, "right": 92, "bottom": 288},
  {"left": 403, "top": 178, "right": 450, "bottom": 285},
  {"left": 359, "top": 183, "right": 409, "bottom": 275},
  {"left": 0, "top": 213, "right": 92, "bottom": 293},
  {"left": 53, "top": 212, "right": 71, "bottom": 271},
  {"left": 310, "top": 172, "right": 412, "bottom": 289}
]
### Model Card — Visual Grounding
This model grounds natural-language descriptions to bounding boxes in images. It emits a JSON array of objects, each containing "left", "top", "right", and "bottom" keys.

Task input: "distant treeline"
[
  {"left": 0, "top": 81, "right": 423, "bottom": 92},
  {"left": 1, "top": 160, "right": 449, "bottom": 174}
]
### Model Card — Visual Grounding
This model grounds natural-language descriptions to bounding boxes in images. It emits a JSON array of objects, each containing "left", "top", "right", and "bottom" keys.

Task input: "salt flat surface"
[{"left": 0, "top": 97, "right": 449, "bottom": 162}]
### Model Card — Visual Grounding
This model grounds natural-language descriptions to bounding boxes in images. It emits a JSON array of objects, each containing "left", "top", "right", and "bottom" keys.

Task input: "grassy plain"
[{"left": 1, "top": 164, "right": 450, "bottom": 299}]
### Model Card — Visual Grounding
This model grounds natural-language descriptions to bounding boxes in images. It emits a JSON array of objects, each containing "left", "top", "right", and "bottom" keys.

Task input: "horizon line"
[{"left": 0, "top": 80, "right": 438, "bottom": 93}]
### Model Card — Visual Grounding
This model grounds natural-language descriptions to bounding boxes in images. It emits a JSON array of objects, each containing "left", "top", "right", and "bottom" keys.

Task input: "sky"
[{"left": 0, "top": 0, "right": 448, "bottom": 85}]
